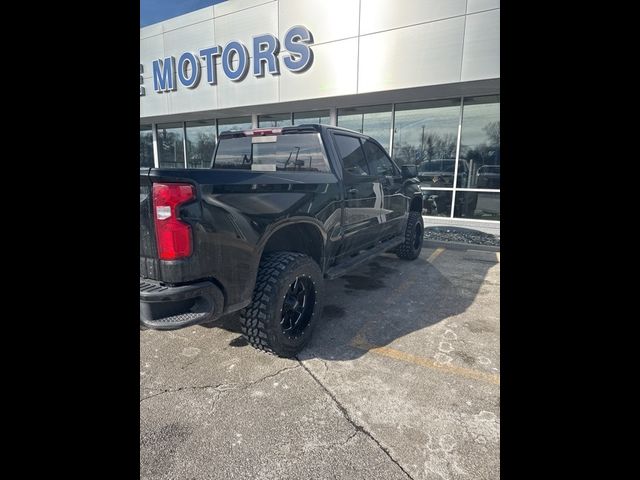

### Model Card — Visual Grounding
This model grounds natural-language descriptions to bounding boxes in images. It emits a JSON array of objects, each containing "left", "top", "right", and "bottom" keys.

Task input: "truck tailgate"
[{"left": 140, "top": 169, "right": 159, "bottom": 279}]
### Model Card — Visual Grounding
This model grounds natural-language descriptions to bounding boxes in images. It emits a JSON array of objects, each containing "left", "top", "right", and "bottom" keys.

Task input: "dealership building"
[{"left": 140, "top": 0, "right": 500, "bottom": 231}]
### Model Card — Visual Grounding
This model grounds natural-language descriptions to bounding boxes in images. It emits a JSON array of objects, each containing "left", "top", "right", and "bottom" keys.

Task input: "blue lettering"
[
  {"left": 177, "top": 52, "right": 201, "bottom": 88},
  {"left": 222, "top": 41, "right": 249, "bottom": 81},
  {"left": 148, "top": 27, "right": 314, "bottom": 93},
  {"left": 199, "top": 46, "right": 222, "bottom": 84},
  {"left": 253, "top": 34, "right": 280, "bottom": 77},
  {"left": 152, "top": 57, "right": 176, "bottom": 92},
  {"left": 283, "top": 26, "right": 313, "bottom": 72}
]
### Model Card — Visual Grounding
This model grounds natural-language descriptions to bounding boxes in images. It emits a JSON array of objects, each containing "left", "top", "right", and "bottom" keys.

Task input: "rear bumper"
[{"left": 140, "top": 278, "right": 224, "bottom": 330}]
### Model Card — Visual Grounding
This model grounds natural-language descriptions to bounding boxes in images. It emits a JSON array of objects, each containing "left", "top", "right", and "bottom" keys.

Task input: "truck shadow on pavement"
[{"left": 201, "top": 249, "right": 497, "bottom": 361}]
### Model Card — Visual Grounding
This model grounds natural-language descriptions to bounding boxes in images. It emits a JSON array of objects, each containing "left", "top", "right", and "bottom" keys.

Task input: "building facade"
[{"left": 140, "top": 0, "right": 500, "bottom": 230}]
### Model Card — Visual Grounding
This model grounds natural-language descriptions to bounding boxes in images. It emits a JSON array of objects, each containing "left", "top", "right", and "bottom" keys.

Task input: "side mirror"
[{"left": 401, "top": 165, "right": 418, "bottom": 178}]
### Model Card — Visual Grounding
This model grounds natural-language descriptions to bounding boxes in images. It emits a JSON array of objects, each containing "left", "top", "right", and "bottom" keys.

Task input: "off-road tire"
[
  {"left": 394, "top": 211, "right": 424, "bottom": 260},
  {"left": 240, "top": 252, "right": 324, "bottom": 357}
]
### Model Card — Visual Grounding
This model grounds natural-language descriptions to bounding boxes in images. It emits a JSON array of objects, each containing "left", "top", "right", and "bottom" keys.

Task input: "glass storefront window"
[
  {"left": 421, "top": 189, "right": 453, "bottom": 217},
  {"left": 217, "top": 117, "right": 252, "bottom": 135},
  {"left": 258, "top": 113, "right": 292, "bottom": 127},
  {"left": 459, "top": 96, "right": 500, "bottom": 189},
  {"left": 392, "top": 99, "right": 460, "bottom": 167},
  {"left": 186, "top": 120, "right": 216, "bottom": 169},
  {"left": 337, "top": 105, "right": 392, "bottom": 152},
  {"left": 140, "top": 125, "right": 154, "bottom": 168},
  {"left": 293, "top": 110, "right": 330, "bottom": 125},
  {"left": 157, "top": 122, "right": 185, "bottom": 168},
  {"left": 453, "top": 192, "right": 500, "bottom": 221}
]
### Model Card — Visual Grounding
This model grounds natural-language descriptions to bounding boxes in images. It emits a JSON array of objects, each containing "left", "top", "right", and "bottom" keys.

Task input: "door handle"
[{"left": 347, "top": 188, "right": 358, "bottom": 196}]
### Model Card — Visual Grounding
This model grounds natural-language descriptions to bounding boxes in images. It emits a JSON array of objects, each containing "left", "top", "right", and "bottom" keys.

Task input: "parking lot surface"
[{"left": 140, "top": 246, "right": 500, "bottom": 479}]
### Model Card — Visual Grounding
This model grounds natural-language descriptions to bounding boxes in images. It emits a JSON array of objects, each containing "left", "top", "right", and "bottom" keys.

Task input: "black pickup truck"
[{"left": 140, "top": 124, "right": 424, "bottom": 357}]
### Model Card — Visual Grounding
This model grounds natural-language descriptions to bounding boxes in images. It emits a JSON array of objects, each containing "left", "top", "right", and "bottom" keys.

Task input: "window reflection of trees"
[
  {"left": 393, "top": 131, "right": 458, "bottom": 167},
  {"left": 140, "top": 127, "right": 154, "bottom": 167},
  {"left": 186, "top": 131, "right": 216, "bottom": 169},
  {"left": 158, "top": 126, "right": 184, "bottom": 169},
  {"left": 460, "top": 119, "right": 500, "bottom": 189}
]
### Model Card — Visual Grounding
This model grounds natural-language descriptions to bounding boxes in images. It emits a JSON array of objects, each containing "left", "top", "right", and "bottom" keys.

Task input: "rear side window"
[
  {"left": 333, "top": 134, "right": 369, "bottom": 176},
  {"left": 213, "top": 133, "right": 330, "bottom": 172}
]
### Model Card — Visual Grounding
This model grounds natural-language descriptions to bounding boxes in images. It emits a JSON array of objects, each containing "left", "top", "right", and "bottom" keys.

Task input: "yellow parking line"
[
  {"left": 427, "top": 247, "right": 445, "bottom": 263},
  {"left": 350, "top": 334, "right": 500, "bottom": 386},
  {"left": 346, "top": 245, "right": 499, "bottom": 387}
]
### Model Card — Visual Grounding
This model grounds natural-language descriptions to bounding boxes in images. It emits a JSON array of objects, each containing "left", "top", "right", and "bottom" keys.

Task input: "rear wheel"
[
  {"left": 394, "top": 211, "right": 424, "bottom": 260},
  {"left": 240, "top": 252, "right": 324, "bottom": 357}
]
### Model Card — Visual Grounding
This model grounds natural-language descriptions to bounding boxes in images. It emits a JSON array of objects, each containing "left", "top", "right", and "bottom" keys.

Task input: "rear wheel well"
[{"left": 262, "top": 223, "right": 324, "bottom": 268}]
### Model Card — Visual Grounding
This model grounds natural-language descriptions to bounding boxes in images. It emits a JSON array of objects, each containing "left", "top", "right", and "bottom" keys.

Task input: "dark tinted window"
[
  {"left": 362, "top": 139, "right": 396, "bottom": 176},
  {"left": 213, "top": 133, "right": 330, "bottom": 172},
  {"left": 333, "top": 134, "right": 369, "bottom": 176}
]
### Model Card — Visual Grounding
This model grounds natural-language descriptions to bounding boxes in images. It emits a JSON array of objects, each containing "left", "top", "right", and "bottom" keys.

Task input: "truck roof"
[{"left": 217, "top": 123, "right": 368, "bottom": 139}]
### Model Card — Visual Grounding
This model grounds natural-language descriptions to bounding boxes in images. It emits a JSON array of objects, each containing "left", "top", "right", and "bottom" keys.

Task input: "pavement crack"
[
  {"left": 344, "top": 430, "right": 358, "bottom": 444},
  {"left": 139, "top": 383, "right": 233, "bottom": 403},
  {"left": 140, "top": 365, "right": 300, "bottom": 403},
  {"left": 241, "top": 364, "right": 301, "bottom": 390},
  {"left": 296, "top": 358, "right": 415, "bottom": 480}
]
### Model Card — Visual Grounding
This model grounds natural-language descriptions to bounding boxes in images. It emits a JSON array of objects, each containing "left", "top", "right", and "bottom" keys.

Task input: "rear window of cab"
[{"left": 214, "top": 133, "right": 330, "bottom": 172}]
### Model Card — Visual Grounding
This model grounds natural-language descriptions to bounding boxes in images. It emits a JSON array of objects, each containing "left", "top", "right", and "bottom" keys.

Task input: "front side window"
[
  {"left": 362, "top": 139, "right": 396, "bottom": 176},
  {"left": 213, "top": 133, "right": 330, "bottom": 172}
]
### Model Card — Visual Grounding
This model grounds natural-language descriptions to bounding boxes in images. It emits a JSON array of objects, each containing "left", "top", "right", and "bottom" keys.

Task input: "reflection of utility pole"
[{"left": 419, "top": 125, "right": 425, "bottom": 165}]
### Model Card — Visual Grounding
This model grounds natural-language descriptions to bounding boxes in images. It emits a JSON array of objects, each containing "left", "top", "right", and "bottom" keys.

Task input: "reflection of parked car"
[
  {"left": 417, "top": 159, "right": 475, "bottom": 216},
  {"left": 475, "top": 192, "right": 500, "bottom": 216},
  {"left": 476, "top": 165, "right": 500, "bottom": 189},
  {"left": 417, "top": 159, "right": 469, "bottom": 188}
]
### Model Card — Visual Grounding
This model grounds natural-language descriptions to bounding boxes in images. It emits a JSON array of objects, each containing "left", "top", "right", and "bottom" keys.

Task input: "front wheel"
[
  {"left": 240, "top": 252, "right": 324, "bottom": 357},
  {"left": 394, "top": 212, "right": 424, "bottom": 260}
]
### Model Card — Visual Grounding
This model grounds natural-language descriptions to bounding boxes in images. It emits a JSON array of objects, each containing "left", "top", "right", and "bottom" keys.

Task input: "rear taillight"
[{"left": 152, "top": 183, "right": 195, "bottom": 260}]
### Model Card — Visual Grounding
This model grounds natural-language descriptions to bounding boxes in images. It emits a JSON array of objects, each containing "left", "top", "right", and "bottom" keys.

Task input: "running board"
[{"left": 324, "top": 237, "right": 403, "bottom": 280}]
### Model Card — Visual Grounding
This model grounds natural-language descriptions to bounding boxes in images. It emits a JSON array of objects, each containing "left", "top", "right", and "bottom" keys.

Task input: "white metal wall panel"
[
  {"left": 279, "top": 38, "right": 358, "bottom": 102},
  {"left": 217, "top": 59, "right": 279, "bottom": 108},
  {"left": 461, "top": 9, "right": 500, "bottom": 82},
  {"left": 359, "top": 0, "right": 466, "bottom": 35},
  {"left": 140, "top": 35, "right": 164, "bottom": 73},
  {"left": 214, "top": 0, "right": 275, "bottom": 18},
  {"left": 467, "top": 0, "right": 500, "bottom": 14},
  {"left": 162, "top": 19, "right": 216, "bottom": 60},
  {"left": 213, "top": 1, "right": 278, "bottom": 49},
  {"left": 358, "top": 16, "right": 465, "bottom": 93},
  {"left": 161, "top": 7, "right": 214, "bottom": 32},
  {"left": 140, "top": 23, "right": 162, "bottom": 40},
  {"left": 278, "top": 0, "right": 359, "bottom": 45}
]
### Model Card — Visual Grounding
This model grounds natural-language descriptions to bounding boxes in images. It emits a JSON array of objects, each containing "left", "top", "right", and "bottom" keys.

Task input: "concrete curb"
[{"left": 423, "top": 239, "right": 500, "bottom": 252}]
